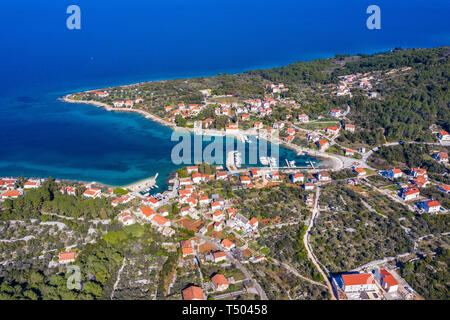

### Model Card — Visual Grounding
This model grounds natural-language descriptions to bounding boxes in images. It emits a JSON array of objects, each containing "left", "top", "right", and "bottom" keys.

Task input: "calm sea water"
[{"left": 0, "top": 0, "right": 449, "bottom": 188}]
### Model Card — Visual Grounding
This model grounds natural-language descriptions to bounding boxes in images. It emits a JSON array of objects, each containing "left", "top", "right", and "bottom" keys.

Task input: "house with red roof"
[
  {"left": 432, "top": 152, "right": 448, "bottom": 164},
  {"left": 316, "top": 139, "right": 329, "bottom": 150},
  {"left": 345, "top": 149, "right": 355, "bottom": 157},
  {"left": 248, "top": 217, "right": 259, "bottom": 231},
  {"left": 387, "top": 168, "right": 403, "bottom": 180},
  {"left": 290, "top": 173, "right": 304, "bottom": 184},
  {"left": 221, "top": 238, "right": 235, "bottom": 251},
  {"left": 151, "top": 214, "right": 171, "bottom": 228},
  {"left": 421, "top": 200, "right": 442, "bottom": 214},
  {"left": 316, "top": 171, "right": 331, "bottom": 182},
  {"left": 438, "top": 130, "right": 450, "bottom": 141},
  {"left": 401, "top": 187, "right": 420, "bottom": 201},
  {"left": 24, "top": 180, "right": 40, "bottom": 189},
  {"left": 438, "top": 185, "right": 450, "bottom": 194},
  {"left": 304, "top": 183, "right": 315, "bottom": 191},
  {"left": 326, "top": 126, "right": 340, "bottom": 135},
  {"left": 213, "top": 211, "right": 224, "bottom": 222},
  {"left": 212, "top": 250, "right": 227, "bottom": 263},
  {"left": 2, "top": 189, "right": 23, "bottom": 199},
  {"left": 410, "top": 168, "right": 428, "bottom": 179},
  {"left": 58, "top": 251, "right": 76, "bottom": 265},
  {"left": 353, "top": 167, "right": 366, "bottom": 177},
  {"left": 344, "top": 124, "right": 355, "bottom": 132},
  {"left": 111, "top": 194, "right": 133, "bottom": 207},
  {"left": 192, "top": 172, "right": 204, "bottom": 184},
  {"left": 83, "top": 188, "right": 101, "bottom": 199},
  {"left": 60, "top": 187, "right": 76, "bottom": 196},
  {"left": 211, "top": 274, "right": 229, "bottom": 292},
  {"left": 341, "top": 273, "right": 375, "bottom": 293},
  {"left": 182, "top": 285, "right": 204, "bottom": 300},
  {"left": 140, "top": 206, "right": 156, "bottom": 220},
  {"left": 379, "top": 270, "right": 398, "bottom": 293},
  {"left": 412, "top": 176, "right": 429, "bottom": 188},
  {"left": 240, "top": 176, "right": 251, "bottom": 185}
]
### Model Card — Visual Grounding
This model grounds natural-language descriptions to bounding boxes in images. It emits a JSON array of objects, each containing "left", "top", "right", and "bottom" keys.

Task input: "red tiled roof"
[
  {"left": 59, "top": 251, "right": 75, "bottom": 261},
  {"left": 182, "top": 286, "right": 204, "bottom": 300},
  {"left": 141, "top": 207, "right": 155, "bottom": 217},
  {"left": 342, "top": 273, "right": 374, "bottom": 286}
]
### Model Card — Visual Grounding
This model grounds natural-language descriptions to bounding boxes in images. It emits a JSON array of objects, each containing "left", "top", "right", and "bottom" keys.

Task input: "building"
[
  {"left": 290, "top": 173, "right": 304, "bottom": 184},
  {"left": 111, "top": 194, "right": 133, "bottom": 207},
  {"left": 140, "top": 206, "right": 156, "bottom": 220},
  {"left": 58, "top": 251, "right": 76, "bottom": 265},
  {"left": 345, "top": 149, "right": 355, "bottom": 157},
  {"left": 60, "top": 187, "right": 76, "bottom": 196},
  {"left": 345, "top": 124, "right": 355, "bottom": 132},
  {"left": 379, "top": 270, "right": 399, "bottom": 293},
  {"left": 316, "top": 139, "right": 329, "bottom": 150},
  {"left": 353, "top": 167, "right": 366, "bottom": 177},
  {"left": 401, "top": 187, "right": 420, "bottom": 201},
  {"left": 410, "top": 168, "right": 428, "bottom": 179},
  {"left": 240, "top": 176, "right": 251, "bottom": 185},
  {"left": 221, "top": 238, "right": 235, "bottom": 251},
  {"left": 438, "top": 130, "right": 450, "bottom": 141},
  {"left": 1, "top": 189, "right": 23, "bottom": 199},
  {"left": 212, "top": 250, "right": 227, "bottom": 263},
  {"left": 412, "top": 176, "right": 429, "bottom": 188},
  {"left": 83, "top": 188, "right": 101, "bottom": 199},
  {"left": 213, "top": 211, "right": 224, "bottom": 222},
  {"left": 215, "top": 171, "right": 228, "bottom": 180},
  {"left": 316, "top": 171, "right": 331, "bottom": 182},
  {"left": 248, "top": 217, "right": 259, "bottom": 231},
  {"left": 341, "top": 273, "right": 375, "bottom": 293},
  {"left": 117, "top": 211, "right": 136, "bottom": 226},
  {"left": 326, "top": 126, "right": 340, "bottom": 135},
  {"left": 297, "top": 114, "right": 309, "bottom": 122},
  {"left": 211, "top": 274, "right": 229, "bottom": 292},
  {"left": 186, "top": 166, "right": 199, "bottom": 174},
  {"left": 387, "top": 168, "right": 403, "bottom": 180},
  {"left": 433, "top": 152, "right": 448, "bottom": 164},
  {"left": 151, "top": 214, "right": 171, "bottom": 228},
  {"left": 330, "top": 109, "right": 344, "bottom": 117},
  {"left": 422, "top": 200, "right": 441, "bottom": 214},
  {"left": 182, "top": 285, "right": 204, "bottom": 300},
  {"left": 24, "top": 180, "right": 40, "bottom": 189},
  {"left": 304, "top": 183, "right": 315, "bottom": 191},
  {"left": 438, "top": 185, "right": 450, "bottom": 194}
]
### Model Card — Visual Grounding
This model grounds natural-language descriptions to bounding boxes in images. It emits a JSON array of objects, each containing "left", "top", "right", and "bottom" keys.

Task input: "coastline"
[{"left": 59, "top": 91, "right": 342, "bottom": 190}]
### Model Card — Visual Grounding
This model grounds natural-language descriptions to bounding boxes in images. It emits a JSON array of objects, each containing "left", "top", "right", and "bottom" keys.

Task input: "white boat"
[{"left": 260, "top": 156, "right": 269, "bottom": 165}]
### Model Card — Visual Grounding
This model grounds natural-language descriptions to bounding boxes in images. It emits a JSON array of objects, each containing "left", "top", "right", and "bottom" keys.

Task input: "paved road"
[{"left": 195, "top": 233, "right": 268, "bottom": 300}]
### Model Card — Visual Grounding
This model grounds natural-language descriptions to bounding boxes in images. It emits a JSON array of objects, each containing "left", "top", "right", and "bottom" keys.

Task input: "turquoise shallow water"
[{"left": 0, "top": 0, "right": 448, "bottom": 190}]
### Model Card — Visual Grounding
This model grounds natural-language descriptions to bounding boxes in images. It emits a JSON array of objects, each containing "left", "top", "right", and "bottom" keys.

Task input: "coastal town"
[{"left": 0, "top": 47, "right": 448, "bottom": 300}]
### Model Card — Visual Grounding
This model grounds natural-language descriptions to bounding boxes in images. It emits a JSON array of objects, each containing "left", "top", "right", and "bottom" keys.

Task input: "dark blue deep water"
[{"left": 0, "top": 0, "right": 449, "bottom": 188}]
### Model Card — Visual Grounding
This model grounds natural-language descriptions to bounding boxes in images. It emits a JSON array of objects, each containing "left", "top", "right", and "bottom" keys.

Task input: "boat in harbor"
[
  {"left": 234, "top": 152, "right": 242, "bottom": 168},
  {"left": 260, "top": 156, "right": 269, "bottom": 165}
]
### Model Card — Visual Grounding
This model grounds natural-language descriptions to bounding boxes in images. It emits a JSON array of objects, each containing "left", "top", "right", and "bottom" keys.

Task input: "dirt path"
[{"left": 303, "top": 186, "right": 336, "bottom": 300}]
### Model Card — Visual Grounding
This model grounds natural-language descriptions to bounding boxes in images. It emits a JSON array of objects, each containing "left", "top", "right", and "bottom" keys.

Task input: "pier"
[{"left": 125, "top": 173, "right": 159, "bottom": 193}]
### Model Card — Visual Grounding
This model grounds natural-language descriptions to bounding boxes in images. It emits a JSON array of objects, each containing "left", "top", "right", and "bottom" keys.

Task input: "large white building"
[{"left": 341, "top": 274, "right": 375, "bottom": 293}]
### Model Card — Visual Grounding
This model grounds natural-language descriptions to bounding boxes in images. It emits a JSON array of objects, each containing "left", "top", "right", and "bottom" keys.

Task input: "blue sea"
[{"left": 0, "top": 0, "right": 449, "bottom": 189}]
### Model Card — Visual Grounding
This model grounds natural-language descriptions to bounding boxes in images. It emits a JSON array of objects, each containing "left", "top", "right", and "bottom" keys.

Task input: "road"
[
  {"left": 302, "top": 186, "right": 337, "bottom": 300},
  {"left": 269, "top": 257, "right": 328, "bottom": 288},
  {"left": 195, "top": 233, "right": 268, "bottom": 300}
]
